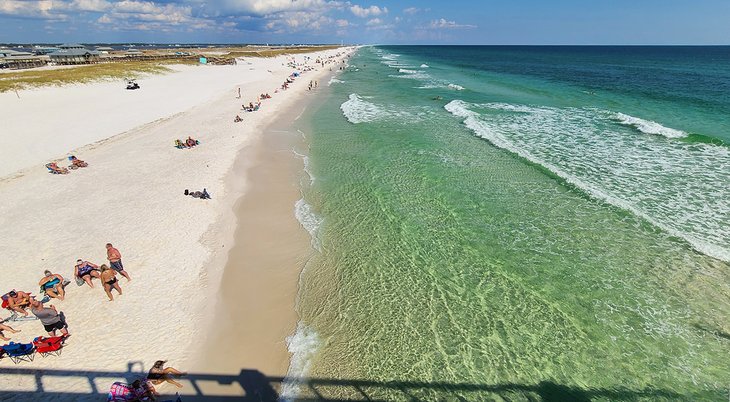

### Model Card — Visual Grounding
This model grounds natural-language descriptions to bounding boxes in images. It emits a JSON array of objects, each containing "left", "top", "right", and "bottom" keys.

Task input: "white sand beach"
[{"left": 0, "top": 47, "right": 354, "bottom": 400}]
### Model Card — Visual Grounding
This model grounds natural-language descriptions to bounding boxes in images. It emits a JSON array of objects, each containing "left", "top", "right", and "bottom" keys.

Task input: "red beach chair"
[{"left": 33, "top": 336, "right": 66, "bottom": 357}]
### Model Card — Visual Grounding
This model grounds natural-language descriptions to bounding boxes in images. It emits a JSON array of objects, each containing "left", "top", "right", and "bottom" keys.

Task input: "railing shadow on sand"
[{"left": 0, "top": 363, "right": 694, "bottom": 401}]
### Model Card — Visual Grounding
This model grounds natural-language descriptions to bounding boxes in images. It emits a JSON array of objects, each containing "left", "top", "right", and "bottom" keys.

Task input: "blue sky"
[{"left": 0, "top": 0, "right": 729, "bottom": 44}]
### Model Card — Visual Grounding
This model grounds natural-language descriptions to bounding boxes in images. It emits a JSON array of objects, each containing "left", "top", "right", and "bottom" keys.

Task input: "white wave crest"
[
  {"left": 448, "top": 83, "right": 465, "bottom": 91},
  {"left": 399, "top": 68, "right": 420, "bottom": 74},
  {"left": 420, "top": 64, "right": 429, "bottom": 68},
  {"left": 281, "top": 322, "right": 320, "bottom": 402},
  {"left": 445, "top": 99, "right": 730, "bottom": 262},
  {"left": 295, "top": 198, "right": 322, "bottom": 252},
  {"left": 328, "top": 77, "right": 344, "bottom": 86},
  {"left": 613, "top": 112, "right": 687, "bottom": 138},
  {"left": 340, "top": 93, "right": 384, "bottom": 124},
  {"left": 340, "top": 93, "right": 429, "bottom": 124}
]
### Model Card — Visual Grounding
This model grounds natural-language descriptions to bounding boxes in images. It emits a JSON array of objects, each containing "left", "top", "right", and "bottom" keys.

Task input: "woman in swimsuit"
[
  {"left": 147, "top": 360, "right": 186, "bottom": 388},
  {"left": 100, "top": 264, "right": 123, "bottom": 301},
  {"left": 39, "top": 270, "right": 65, "bottom": 300},
  {"left": 74, "top": 259, "right": 101, "bottom": 288}
]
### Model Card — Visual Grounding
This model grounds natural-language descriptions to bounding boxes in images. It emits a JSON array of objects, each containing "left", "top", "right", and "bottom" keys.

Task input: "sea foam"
[
  {"left": 340, "top": 93, "right": 430, "bottom": 124},
  {"left": 295, "top": 198, "right": 323, "bottom": 251},
  {"left": 445, "top": 99, "right": 730, "bottom": 262},
  {"left": 281, "top": 322, "right": 321, "bottom": 402},
  {"left": 340, "top": 93, "right": 385, "bottom": 124},
  {"left": 613, "top": 112, "right": 688, "bottom": 138}
]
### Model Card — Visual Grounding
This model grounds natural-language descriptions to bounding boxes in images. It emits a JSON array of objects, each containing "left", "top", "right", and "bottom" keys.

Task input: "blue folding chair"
[{"left": 1, "top": 342, "right": 35, "bottom": 364}]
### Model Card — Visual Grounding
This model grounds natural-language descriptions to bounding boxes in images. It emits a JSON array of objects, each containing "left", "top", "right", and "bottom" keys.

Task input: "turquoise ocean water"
[{"left": 287, "top": 46, "right": 730, "bottom": 401}]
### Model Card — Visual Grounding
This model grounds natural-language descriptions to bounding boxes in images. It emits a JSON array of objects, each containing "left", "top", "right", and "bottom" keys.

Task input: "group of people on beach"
[
  {"left": 1, "top": 243, "right": 130, "bottom": 343},
  {"left": 108, "top": 360, "right": 187, "bottom": 401},
  {"left": 174, "top": 137, "right": 199, "bottom": 149},
  {"left": 45, "top": 155, "right": 88, "bottom": 175}
]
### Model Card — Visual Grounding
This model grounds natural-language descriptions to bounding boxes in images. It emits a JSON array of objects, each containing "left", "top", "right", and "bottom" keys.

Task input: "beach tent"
[{"left": 199, "top": 57, "right": 207, "bottom": 64}]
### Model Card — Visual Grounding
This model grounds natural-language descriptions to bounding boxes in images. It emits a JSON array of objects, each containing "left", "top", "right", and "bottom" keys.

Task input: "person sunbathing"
[
  {"left": 100, "top": 264, "right": 123, "bottom": 301},
  {"left": 39, "top": 270, "right": 66, "bottom": 300},
  {"left": 45, "top": 162, "right": 69, "bottom": 174},
  {"left": 234, "top": 115, "right": 243, "bottom": 123},
  {"left": 185, "top": 137, "right": 197, "bottom": 147},
  {"left": 6, "top": 290, "right": 32, "bottom": 317},
  {"left": 0, "top": 323, "right": 20, "bottom": 341},
  {"left": 69, "top": 155, "right": 88, "bottom": 168},
  {"left": 147, "top": 360, "right": 186, "bottom": 388},
  {"left": 74, "top": 259, "right": 101, "bottom": 288},
  {"left": 184, "top": 188, "right": 210, "bottom": 199}
]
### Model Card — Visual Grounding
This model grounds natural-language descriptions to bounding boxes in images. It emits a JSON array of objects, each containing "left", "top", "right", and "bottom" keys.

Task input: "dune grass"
[
  {"left": 0, "top": 59, "right": 197, "bottom": 93},
  {"left": 0, "top": 46, "right": 342, "bottom": 93}
]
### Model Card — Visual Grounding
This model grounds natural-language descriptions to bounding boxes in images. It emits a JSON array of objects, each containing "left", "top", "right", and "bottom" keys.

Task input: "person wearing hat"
[
  {"left": 39, "top": 270, "right": 66, "bottom": 300},
  {"left": 6, "top": 290, "right": 32, "bottom": 317},
  {"left": 30, "top": 299, "right": 69, "bottom": 337}
]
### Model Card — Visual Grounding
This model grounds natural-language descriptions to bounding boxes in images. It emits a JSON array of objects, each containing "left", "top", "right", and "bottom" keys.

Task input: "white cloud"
[
  {"left": 403, "top": 7, "right": 418, "bottom": 15},
  {"left": 350, "top": 4, "right": 387, "bottom": 18},
  {"left": 365, "top": 18, "right": 381, "bottom": 26},
  {"left": 335, "top": 18, "right": 350, "bottom": 27},
  {"left": 0, "top": 0, "right": 59, "bottom": 19},
  {"left": 428, "top": 18, "right": 476, "bottom": 29},
  {"left": 70, "top": 0, "right": 111, "bottom": 12}
]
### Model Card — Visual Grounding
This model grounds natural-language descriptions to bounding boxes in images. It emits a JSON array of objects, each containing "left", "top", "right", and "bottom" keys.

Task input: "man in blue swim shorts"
[{"left": 106, "top": 243, "right": 131, "bottom": 282}]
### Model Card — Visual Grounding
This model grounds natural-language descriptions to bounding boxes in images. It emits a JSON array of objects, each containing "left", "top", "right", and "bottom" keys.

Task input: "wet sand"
[{"left": 196, "top": 88, "right": 327, "bottom": 384}]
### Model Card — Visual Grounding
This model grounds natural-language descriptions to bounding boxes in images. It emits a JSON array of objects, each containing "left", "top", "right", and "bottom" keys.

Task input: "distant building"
[
  {"left": 48, "top": 44, "right": 100, "bottom": 65},
  {"left": 33, "top": 46, "right": 60, "bottom": 55},
  {"left": 0, "top": 48, "right": 48, "bottom": 69},
  {"left": 125, "top": 48, "right": 143, "bottom": 56},
  {"left": 95, "top": 46, "right": 114, "bottom": 54}
]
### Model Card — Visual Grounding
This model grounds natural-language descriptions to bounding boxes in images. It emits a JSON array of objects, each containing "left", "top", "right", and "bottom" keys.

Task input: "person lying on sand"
[
  {"left": 0, "top": 323, "right": 20, "bottom": 341},
  {"left": 68, "top": 155, "right": 88, "bottom": 168},
  {"left": 234, "top": 115, "right": 243, "bottom": 123},
  {"left": 100, "top": 264, "right": 123, "bottom": 301},
  {"left": 184, "top": 188, "right": 211, "bottom": 199},
  {"left": 45, "top": 162, "right": 69, "bottom": 174},
  {"left": 185, "top": 137, "right": 198, "bottom": 147},
  {"left": 74, "top": 259, "right": 101, "bottom": 288},
  {"left": 39, "top": 270, "right": 66, "bottom": 300},
  {"left": 147, "top": 360, "right": 187, "bottom": 388},
  {"left": 6, "top": 290, "right": 32, "bottom": 317}
]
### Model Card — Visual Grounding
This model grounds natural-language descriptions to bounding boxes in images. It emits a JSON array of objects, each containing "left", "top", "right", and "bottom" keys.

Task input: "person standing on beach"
[
  {"left": 30, "top": 300, "right": 69, "bottom": 337},
  {"left": 106, "top": 243, "right": 131, "bottom": 281}
]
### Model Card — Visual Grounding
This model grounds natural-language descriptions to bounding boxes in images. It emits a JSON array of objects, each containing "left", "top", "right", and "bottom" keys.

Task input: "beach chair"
[
  {"left": 1, "top": 342, "right": 35, "bottom": 364},
  {"left": 2, "top": 292, "right": 41, "bottom": 322},
  {"left": 33, "top": 336, "right": 66, "bottom": 358},
  {"left": 45, "top": 163, "right": 69, "bottom": 174}
]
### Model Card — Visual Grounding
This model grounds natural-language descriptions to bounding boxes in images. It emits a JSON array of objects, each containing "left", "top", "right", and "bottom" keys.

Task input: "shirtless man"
[
  {"left": 106, "top": 243, "right": 131, "bottom": 281},
  {"left": 6, "top": 290, "right": 32, "bottom": 316}
]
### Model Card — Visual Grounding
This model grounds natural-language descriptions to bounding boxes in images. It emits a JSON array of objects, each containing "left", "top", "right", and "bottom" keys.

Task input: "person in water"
[
  {"left": 99, "top": 264, "right": 123, "bottom": 301},
  {"left": 39, "top": 270, "right": 66, "bottom": 300}
]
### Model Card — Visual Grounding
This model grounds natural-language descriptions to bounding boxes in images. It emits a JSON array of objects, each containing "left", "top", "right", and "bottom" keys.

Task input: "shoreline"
[{"left": 193, "top": 66, "right": 341, "bottom": 384}]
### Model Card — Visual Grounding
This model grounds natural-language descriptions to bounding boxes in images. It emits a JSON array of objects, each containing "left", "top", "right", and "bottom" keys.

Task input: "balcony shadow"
[{"left": 0, "top": 364, "right": 703, "bottom": 401}]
